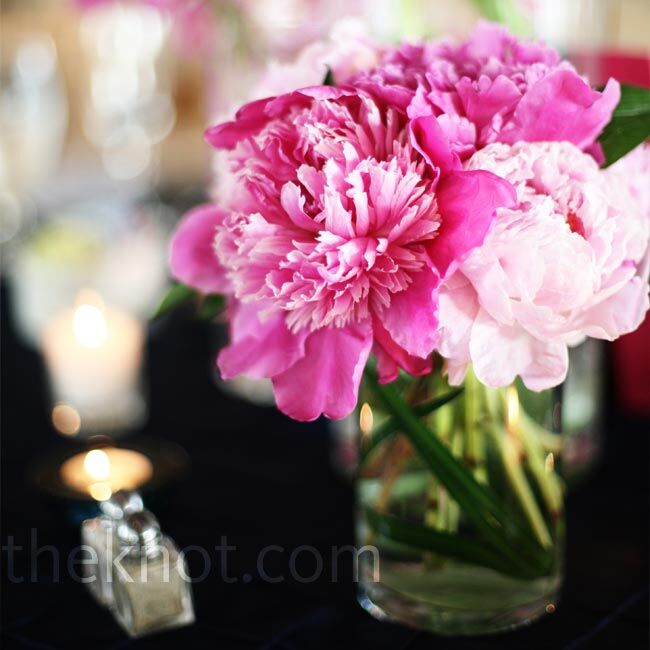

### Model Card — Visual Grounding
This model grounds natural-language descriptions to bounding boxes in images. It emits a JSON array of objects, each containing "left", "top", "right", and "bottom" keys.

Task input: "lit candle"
[
  {"left": 42, "top": 290, "right": 144, "bottom": 433},
  {"left": 60, "top": 447, "right": 153, "bottom": 500}
]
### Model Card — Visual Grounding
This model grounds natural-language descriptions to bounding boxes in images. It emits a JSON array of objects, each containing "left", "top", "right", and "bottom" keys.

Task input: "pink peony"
[
  {"left": 347, "top": 22, "right": 620, "bottom": 159},
  {"left": 438, "top": 141, "right": 650, "bottom": 390},
  {"left": 169, "top": 204, "right": 231, "bottom": 294},
  {"left": 172, "top": 87, "right": 514, "bottom": 420}
]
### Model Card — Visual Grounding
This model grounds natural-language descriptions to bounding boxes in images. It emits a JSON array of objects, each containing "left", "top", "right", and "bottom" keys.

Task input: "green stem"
[
  {"left": 359, "top": 388, "right": 464, "bottom": 465},
  {"left": 519, "top": 418, "right": 564, "bottom": 518},
  {"left": 365, "top": 508, "right": 542, "bottom": 580},
  {"left": 520, "top": 411, "right": 564, "bottom": 456},
  {"left": 464, "top": 368, "right": 487, "bottom": 483},
  {"left": 487, "top": 424, "right": 553, "bottom": 548},
  {"left": 364, "top": 367, "right": 552, "bottom": 577}
]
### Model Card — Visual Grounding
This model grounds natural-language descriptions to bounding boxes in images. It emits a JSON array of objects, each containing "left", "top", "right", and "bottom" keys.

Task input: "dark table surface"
[{"left": 2, "top": 278, "right": 648, "bottom": 650}]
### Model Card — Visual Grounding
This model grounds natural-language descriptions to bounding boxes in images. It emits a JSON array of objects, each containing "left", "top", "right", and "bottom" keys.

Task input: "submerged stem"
[{"left": 364, "top": 367, "right": 553, "bottom": 578}]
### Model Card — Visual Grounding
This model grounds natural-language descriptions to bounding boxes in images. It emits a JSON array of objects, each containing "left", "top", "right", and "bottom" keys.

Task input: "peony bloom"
[
  {"left": 348, "top": 21, "right": 620, "bottom": 160},
  {"left": 438, "top": 141, "right": 650, "bottom": 391},
  {"left": 172, "top": 86, "right": 514, "bottom": 420}
]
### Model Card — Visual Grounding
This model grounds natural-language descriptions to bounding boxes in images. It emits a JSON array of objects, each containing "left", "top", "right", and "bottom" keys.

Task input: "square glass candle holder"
[
  {"left": 81, "top": 491, "right": 144, "bottom": 606},
  {"left": 111, "top": 511, "right": 194, "bottom": 637}
]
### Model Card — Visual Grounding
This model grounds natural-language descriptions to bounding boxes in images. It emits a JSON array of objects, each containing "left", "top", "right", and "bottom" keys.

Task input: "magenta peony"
[
  {"left": 437, "top": 141, "right": 650, "bottom": 390},
  {"left": 348, "top": 21, "right": 620, "bottom": 160},
  {"left": 172, "top": 86, "right": 514, "bottom": 420}
]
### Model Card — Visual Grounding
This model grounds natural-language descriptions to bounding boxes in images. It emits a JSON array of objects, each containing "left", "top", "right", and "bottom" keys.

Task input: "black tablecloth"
[{"left": 2, "top": 279, "right": 648, "bottom": 649}]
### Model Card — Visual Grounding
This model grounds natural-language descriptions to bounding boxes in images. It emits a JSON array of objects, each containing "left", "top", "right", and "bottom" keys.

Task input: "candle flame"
[
  {"left": 84, "top": 449, "right": 110, "bottom": 481},
  {"left": 73, "top": 303, "right": 107, "bottom": 348}
]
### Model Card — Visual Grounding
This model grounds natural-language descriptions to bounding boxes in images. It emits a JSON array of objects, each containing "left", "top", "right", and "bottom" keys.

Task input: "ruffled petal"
[
  {"left": 410, "top": 114, "right": 461, "bottom": 177},
  {"left": 428, "top": 170, "right": 516, "bottom": 277},
  {"left": 469, "top": 308, "right": 568, "bottom": 390},
  {"left": 381, "top": 266, "right": 440, "bottom": 358},
  {"left": 505, "top": 72, "right": 620, "bottom": 150},
  {"left": 456, "top": 74, "right": 521, "bottom": 136},
  {"left": 372, "top": 317, "right": 433, "bottom": 383},
  {"left": 218, "top": 302, "right": 308, "bottom": 379},
  {"left": 575, "top": 276, "right": 650, "bottom": 341},
  {"left": 272, "top": 320, "right": 373, "bottom": 421},
  {"left": 437, "top": 273, "right": 478, "bottom": 365},
  {"left": 169, "top": 204, "right": 230, "bottom": 294},
  {"left": 205, "top": 86, "right": 354, "bottom": 150}
]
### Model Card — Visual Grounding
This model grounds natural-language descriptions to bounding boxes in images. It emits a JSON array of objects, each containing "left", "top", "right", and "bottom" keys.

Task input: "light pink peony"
[
  {"left": 438, "top": 141, "right": 650, "bottom": 391},
  {"left": 605, "top": 142, "right": 650, "bottom": 280},
  {"left": 172, "top": 86, "right": 514, "bottom": 420},
  {"left": 605, "top": 143, "right": 650, "bottom": 220},
  {"left": 347, "top": 22, "right": 620, "bottom": 160}
]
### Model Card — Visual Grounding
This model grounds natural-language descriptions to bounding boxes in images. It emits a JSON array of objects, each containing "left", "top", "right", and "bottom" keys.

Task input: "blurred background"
[
  {"left": 1, "top": 1, "right": 648, "bottom": 648},
  {"left": 1, "top": 0, "right": 648, "bottom": 434}
]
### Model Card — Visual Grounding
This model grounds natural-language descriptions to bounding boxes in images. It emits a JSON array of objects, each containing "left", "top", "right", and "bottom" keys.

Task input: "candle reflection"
[
  {"left": 52, "top": 403, "right": 81, "bottom": 436},
  {"left": 60, "top": 447, "right": 153, "bottom": 500}
]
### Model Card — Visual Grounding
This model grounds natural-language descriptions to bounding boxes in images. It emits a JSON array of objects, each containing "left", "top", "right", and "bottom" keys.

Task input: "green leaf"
[
  {"left": 152, "top": 283, "right": 225, "bottom": 321},
  {"left": 152, "top": 282, "right": 197, "bottom": 320},
  {"left": 364, "top": 508, "right": 541, "bottom": 580},
  {"left": 360, "top": 387, "right": 464, "bottom": 464},
  {"left": 364, "top": 367, "right": 552, "bottom": 576},
  {"left": 197, "top": 293, "right": 225, "bottom": 320},
  {"left": 322, "top": 67, "right": 335, "bottom": 86},
  {"left": 599, "top": 84, "right": 650, "bottom": 167}
]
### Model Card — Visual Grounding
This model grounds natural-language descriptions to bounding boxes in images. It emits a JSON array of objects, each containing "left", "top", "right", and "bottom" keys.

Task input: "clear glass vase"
[{"left": 356, "top": 365, "right": 565, "bottom": 635}]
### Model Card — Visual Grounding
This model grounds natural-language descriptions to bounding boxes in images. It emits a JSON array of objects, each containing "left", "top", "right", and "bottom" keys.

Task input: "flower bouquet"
[{"left": 163, "top": 21, "right": 650, "bottom": 635}]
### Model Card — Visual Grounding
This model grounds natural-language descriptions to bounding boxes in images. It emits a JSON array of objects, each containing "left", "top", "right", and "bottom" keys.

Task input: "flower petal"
[
  {"left": 456, "top": 74, "right": 521, "bottom": 136},
  {"left": 428, "top": 170, "right": 516, "bottom": 277},
  {"left": 575, "top": 276, "right": 650, "bottom": 341},
  {"left": 372, "top": 317, "right": 433, "bottom": 383},
  {"left": 381, "top": 266, "right": 440, "bottom": 358},
  {"left": 410, "top": 114, "right": 461, "bottom": 177},
  {"left": 205, "top": 87, "right": 354, "bottom": 150},
  {"left": 272, "top": 320, "right": 373, "bottom": 421},
  {"left": 218, "top": 302, "right": 308, "bottom": 379},
  {"left": 470, "top": 308, "right": 568, "bottom": 390},
  {"left": 170, "top": 204, "right": 230, "bottom": 294},
  {"left": 506, "top": 72, "right": 621, "bottom": 150}
]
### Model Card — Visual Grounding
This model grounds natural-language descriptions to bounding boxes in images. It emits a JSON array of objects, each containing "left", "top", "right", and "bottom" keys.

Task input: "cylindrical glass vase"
[{"left": 356, "top": 366, "right": 564, "bottom": 635}]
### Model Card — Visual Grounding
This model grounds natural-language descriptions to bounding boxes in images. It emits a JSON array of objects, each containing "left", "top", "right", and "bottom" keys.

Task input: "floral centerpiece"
[{"left": 164, "top": 21, "right": 650, "bottom": 635}]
